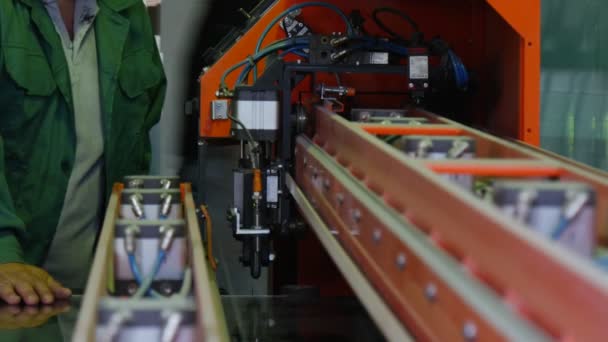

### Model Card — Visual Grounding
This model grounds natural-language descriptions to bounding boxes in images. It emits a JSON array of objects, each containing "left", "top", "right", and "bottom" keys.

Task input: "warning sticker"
[{"left": 409, "top": 56, "right": 429, "bottom": 80}]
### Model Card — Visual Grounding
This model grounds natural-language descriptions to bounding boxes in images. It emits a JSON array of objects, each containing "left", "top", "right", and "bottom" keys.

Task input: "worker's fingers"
[
  {"left": 28, "top": 267, "right": 71, "bottom": 299},
  {"left": 12, "top": 278, "right": 38, "bottom": 306},
  {"left": 45, "top": 276, "right": 71, "bottom": 299},
  {"left": 0, "top": 281, "right": 20, "bottom": 305},
  {"left": 31, "top": 280, "right": 54, "bottom": 305}
]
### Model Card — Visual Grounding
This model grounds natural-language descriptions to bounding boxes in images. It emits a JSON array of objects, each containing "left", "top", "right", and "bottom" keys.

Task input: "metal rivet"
[
  {"left": 425, "top": 283, "right": 437, "bottom": 301},
  {"left": 127, "top": 282, "right": 138, "bottom": 295},
  {"left": 396, "top": 253, "right": 407, "bottom": 270},
  {"left": 408, "top": 83, "right": 414, "bottom": 89},
  {"left": 352, "top": 209, "right": 361, "bottom": 223},
  {"left": 160, "top": 282, "right": 173, "bottom": 296},
  {"left": 372, "top": 229, "right": 382, "bottom": 243},
  {"left": 423, "top": 82, "right": 429, "bottom": 88},
  {"left": 463, "top": 321, "right": 477, "bottom": 341}
]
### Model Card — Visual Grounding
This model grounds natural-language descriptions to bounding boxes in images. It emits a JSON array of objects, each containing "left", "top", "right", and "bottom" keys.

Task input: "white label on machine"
[
  {"left": 267, "top": 175, "right": 279, "bottom": 203},
  {"left": 409, "top": 56, "right": 429, "bottom": 79},
  {"left": 370, "top": 52, "right": 389, "bottom": 64}
]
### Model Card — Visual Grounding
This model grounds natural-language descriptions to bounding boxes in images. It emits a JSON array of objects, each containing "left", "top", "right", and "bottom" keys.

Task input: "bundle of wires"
[
  {"left": 219, "top": 36, "right": 312, "bottom": 90},
  {"left": 447, "top": 50, "right": 469, "bottom": 90},
  {"left": 218, "top": 3, "right": 469, "bottom": 93},
  {"left": 130, "top": 251, "right": 166, "bottom": 298},
  {"left": 252, "top": 2, "right": 354, "bottom": 81},
  {"left": 128, "top": 250, "right": 192, "bottom": 298}
]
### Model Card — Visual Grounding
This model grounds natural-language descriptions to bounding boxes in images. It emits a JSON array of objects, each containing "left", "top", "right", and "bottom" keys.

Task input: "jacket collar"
[{"left": 19, "top": 0, "right": 140, "bottom": 12}]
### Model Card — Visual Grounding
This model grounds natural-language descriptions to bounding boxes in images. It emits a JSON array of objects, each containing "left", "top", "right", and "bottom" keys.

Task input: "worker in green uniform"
[{"left": 0, "top": 0, "right": 166, "bottom": 310}]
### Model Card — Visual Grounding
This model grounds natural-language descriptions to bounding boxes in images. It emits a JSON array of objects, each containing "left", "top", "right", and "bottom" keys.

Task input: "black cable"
[{"left": 372, "top": 7, "right": 419, "bottom": 41}]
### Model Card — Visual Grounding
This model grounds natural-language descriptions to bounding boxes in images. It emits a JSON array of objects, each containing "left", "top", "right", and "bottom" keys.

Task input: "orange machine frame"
[{"left": 198, "top": 0, "right": 541, "bottom": 145}]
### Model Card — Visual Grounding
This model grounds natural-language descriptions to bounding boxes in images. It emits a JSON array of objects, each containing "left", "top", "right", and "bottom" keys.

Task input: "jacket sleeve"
[
  {"left": 0, "top": 45, "right": 26, "bottom": 264},
  {"left": 144, "top": 33, "right": 166, "bottom": 133},
  {"left": 141, "top": 8, "right": 166, "bottom": 171}
]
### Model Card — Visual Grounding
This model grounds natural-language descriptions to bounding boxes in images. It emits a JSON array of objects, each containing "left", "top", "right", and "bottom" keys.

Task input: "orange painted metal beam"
[
  {"left": 425, "top": 160, "right": 563, "bottom": 177},
  {"left": 358, "top": 123, "right": 464, "bottom": 136}
]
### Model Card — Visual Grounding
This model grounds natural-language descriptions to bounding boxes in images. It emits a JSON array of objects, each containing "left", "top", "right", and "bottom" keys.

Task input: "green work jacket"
[{"left": 0, "top": 0, "right": 166, "bottom": 265}]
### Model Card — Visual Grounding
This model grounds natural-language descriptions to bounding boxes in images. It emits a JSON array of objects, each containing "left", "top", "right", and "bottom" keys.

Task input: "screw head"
[
  {"left": 352, "top": 209, "right": 361, "bottom": 222},
  {"left": 408, "top": 83, "right": 414, "bottom": 89},
  {"left": 160, "top": 282, "right": 173, "bottom": 296},
  {"left": 336, "top": 193, "right": 344, "bottom": 205},
  {"left": 268, "top": 253, "right": 276, "bottom": 261},
  {"left": 396, "top": 253, "right": 407, "bottom": 270},
  {"left": 423, "top": 82, "right": 429, "bottom": 88},
  {"left": 463, "top": 321, "right": 477, "bottom": 341},
  {"left": 372, "top": 229, "right": 382, "bottom": 243},
  {"left": 127, "top": 282, "right": 138, "bottom": 295},
  {"left": 425, "top": 283, "right": 437, "bottom": 301}
]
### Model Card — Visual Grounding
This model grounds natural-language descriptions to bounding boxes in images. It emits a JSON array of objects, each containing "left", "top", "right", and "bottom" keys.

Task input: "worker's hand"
[
  {"left": 0, "top": 301, "right": 70, "bottom": 329},
  {"left": 0, "top": 263, "right": 71, "bottom": 305}
]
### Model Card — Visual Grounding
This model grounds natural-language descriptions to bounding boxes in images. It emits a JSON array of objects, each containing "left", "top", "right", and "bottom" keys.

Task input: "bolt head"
[
  {"left": 160, "top": 282, "right": 173, "bottom": 296},
  {"left": 372, "top": 229, "right": 382, "bottom": 243},
  {"left": 352, "top": 209, "right": 362, "bottom": 222},
  {"left": 425, "top": 283, "right": 437, "bottom": 301},
  {"left": 127, "top": 282, "right": 138, "bottom": 295},
  {"left": 463, "top": 321, "right": 477, "bottom": 341},
  {"left": 396, "top": 253, "right": 407, "bottom": 270}
]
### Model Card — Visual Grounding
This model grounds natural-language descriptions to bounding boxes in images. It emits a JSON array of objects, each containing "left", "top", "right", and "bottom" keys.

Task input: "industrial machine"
[{"left": 77, "top": 0, "right": 608, "bottom": 341}]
